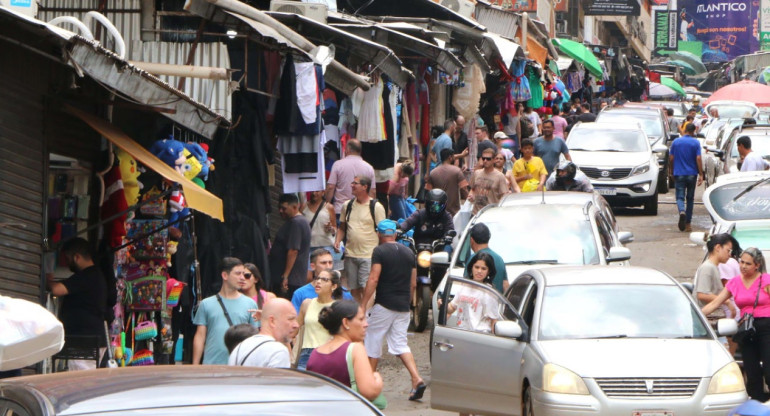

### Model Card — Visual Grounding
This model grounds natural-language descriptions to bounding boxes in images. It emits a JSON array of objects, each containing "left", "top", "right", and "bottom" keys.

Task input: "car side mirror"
[
  {"left": 618, "top": 231, "right": 634, "bottom": 244},
  {"left": 690, "top": 232, "right": 707, "bottom": 246},
  {"left": 681, "top": 281, "right": 694, "bottom": 294},
  {"left": 695, "top": 133, "right": 705, "bottom": 139},
  {"left": 606, "top": 246, "right": 631, "bottom": 263},
  {"left": 495, "top": 320, "right": 523, "bottom": 339},
  {"left": 652, "top": 143, "right": 668, "bottom": 153},
  {"left": 431, "top": 251, "right": 450, "bottom": 266},
  {"left": 717, "top": 318, "right": 738, "bottom": 336}
]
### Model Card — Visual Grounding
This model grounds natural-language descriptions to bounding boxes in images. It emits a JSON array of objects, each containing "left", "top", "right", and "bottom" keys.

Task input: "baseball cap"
[
  {"left": 493, "top": 131, "right": 508, "bottom": 140},
  {"left": 377, "top": 219, "right": 398, "bottom": 235}
]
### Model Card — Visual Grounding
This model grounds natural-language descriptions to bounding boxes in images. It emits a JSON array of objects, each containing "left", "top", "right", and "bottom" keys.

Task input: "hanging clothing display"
[
  {"left": 564, "top": 70, "right": 584, "bottom": 93},
  {"left": 361, "top": 79, "right": 397, "bottom": 170},
  {"left": 352, "top": 79, "right": 386, "bottom": 143},
  {"left": 295, "top": 61, "right": 319, "bottom": 125},
  {"left": 510, "top": 60, "right": 531, "bottom": 102},
  {"left": 452, "top": 64, "right": 486, "bottom": 121},
  {"left": 282, "top": 131, "right": 327, "bottom": 193},
  {"left": 527, "top": 67, "right": 544, "bottom": 109}
]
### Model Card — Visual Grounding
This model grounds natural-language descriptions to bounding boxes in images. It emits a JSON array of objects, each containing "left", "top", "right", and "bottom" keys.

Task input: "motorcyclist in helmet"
[
  {"left": 545, "top": 160, "right": 594, "bottom": 192},
  {"left": 399, "top": 189, "right": 454, "bottom": 246}
]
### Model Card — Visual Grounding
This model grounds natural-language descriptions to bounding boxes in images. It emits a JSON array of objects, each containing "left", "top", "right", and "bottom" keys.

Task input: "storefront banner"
[
  {"left": 654, "top": 9, "right": 678, "bottom": 55},
  {"left": 555, "top": 0, "right": 568, "bottom": 12},
  {"left": 761, "top": 0, "right": 770, "bottom": 50},
  {"left": 488, "top": 0, "right": 536, "bottom": 12},
  {"left": 584, "top": 0, "right": 640, "bottom": 16},
  {"left": 679, "top": 0, "right": 760, "bottom": 62}
]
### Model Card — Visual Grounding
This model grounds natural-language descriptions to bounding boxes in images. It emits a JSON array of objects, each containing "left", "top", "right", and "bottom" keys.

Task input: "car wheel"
[
  {"left": 522, "top": 385, "right": 534, "bottom": 416},
  {"left": 657, "top": 164, "right": 669, "bottom": 194},
  {"left": 643, "top": 192, "right": 658, "bottom": 216}
]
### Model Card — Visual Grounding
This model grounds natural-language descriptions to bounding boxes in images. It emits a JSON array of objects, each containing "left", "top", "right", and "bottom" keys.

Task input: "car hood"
[
  {"left": 571, "top": 151, "right": 650, "bottom": 168},
  {"left": 538, "top": 339, "right": 732, "bottom": 378}
]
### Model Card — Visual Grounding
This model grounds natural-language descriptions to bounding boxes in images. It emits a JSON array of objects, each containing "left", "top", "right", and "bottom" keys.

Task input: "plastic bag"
[
  {"left": 452, "top": 200, "right": 474, "bottom": 244},
  {"left": 0, "top": 295, "right": 64, "bottom": 370}
]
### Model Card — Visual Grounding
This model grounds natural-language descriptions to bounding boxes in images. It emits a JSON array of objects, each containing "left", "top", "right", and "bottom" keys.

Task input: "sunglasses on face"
[
  {"left": 481, "top": 157, "right": 492, "bottom": 161},
  {"left": 244, "top": 273, "right": 253, "bottom": 279}
]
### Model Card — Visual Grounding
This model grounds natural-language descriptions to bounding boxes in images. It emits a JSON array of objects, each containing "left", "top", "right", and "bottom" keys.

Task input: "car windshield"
[
  {"left": 539, "top": 284, "right": 710, "bottom": 340},
  {"left": 456, "top": 206, "right": 600, "bottom": 267},
  {"left": 568, "top": 129, "right": 648, "bottom": 152},
  {"left": 708, "top": 104, "right": 757, "bottom": 119},
  {"left": 597, "top": 113, "right": 663, "bottom": 138},
  {"left": 708, "top": 179, "right": 770, "bottom": 221},
  {"left": 730, "top": 134, "right": 770, "bottom": 158}
]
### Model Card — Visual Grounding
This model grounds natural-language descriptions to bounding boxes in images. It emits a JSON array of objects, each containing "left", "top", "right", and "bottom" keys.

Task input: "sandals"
[{"left": 408, "top": 382, "right": 427, "bottom": 401}]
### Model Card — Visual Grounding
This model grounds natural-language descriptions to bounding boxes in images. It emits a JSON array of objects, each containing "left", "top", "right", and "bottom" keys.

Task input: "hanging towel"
[{"left": 295, "top": 62, "right": 318, "bottom": 124}]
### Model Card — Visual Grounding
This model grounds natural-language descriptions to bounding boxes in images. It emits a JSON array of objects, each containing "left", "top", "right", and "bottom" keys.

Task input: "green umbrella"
[
  {"left": 660, "top": 77, "right": 686, "bottom": 97},
  {"left": 671, "top": 51, "right": 707, "bottom": 74},
  {"left": 551, "top": 38, "right": 603, "bottom": 78},
  {"left": 548, "top": 59, "right": 561, "bottom": 77},
  {"left": 663, "top": 60, "right": 697, "bottom": 76}
]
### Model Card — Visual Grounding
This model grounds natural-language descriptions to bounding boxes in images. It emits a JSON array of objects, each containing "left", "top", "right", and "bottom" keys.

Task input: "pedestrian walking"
[
  {"left": 301, "top": 190, "right": 338, "bottom": 274},
  {"left": 291, "top": 248, "right": 354, "bottom": 313},
  {"left": 669, "top": 123, "right": 703, "bottom": 232},
  {"left": 334, "top": 175, "right": 386, "bottom": 302},
  {"left": 268, "top": 193, "right": 311, "bottom": 299},
  {"left": 193, "top": 257, "right": 257, "bottom": 365},
  {"left": 425, "top": 149, "right": 469, "bottom": 217},
  {"left": 702, "top": 248, "right": 770, "bottom": 401},
  {"left": 432, "top": 119, "right": 455, "bottom": 165},
  {"left": 533, "top": 119, "right": 571, "bottom": 175},
  {"left": 325, "top": 139, "right": 376, "bottom": 217},
  {"left": 468, "top": 148, "right": 511, "bottom": 214},
  {"left": 388, "top": 160, "right": 414, "bottom": 221},
  {"left": 307, "top": 300, "right": 385, "bottom": 404},
  {"left": 694, "top": 234, "right": 739, "bottom": 334},
  {"left": 228, "top": 298, "right": 299, "bottom": 368},
  {"left": 551, "top": 106, "right": 569, "bottom": 140},
  {"left": 523, "top": 106, "right": 541, "bottom": 138},
  {"left": 511, "top": 138, "right": 547, "bottom": 192},
  {"left": 361, "top": 219, "right": 427, "bottom": 401},
  {"left": 241, "top": 263, "right": 276, "bottom": 319},
  {"left": 296, "top": 269, "right": 344, "bottom": 370}
]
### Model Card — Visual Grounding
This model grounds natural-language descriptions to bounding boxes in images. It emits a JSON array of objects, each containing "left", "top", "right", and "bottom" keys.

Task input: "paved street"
[{"left": 379, "top": 187, "right": 709, "bottom": 415}]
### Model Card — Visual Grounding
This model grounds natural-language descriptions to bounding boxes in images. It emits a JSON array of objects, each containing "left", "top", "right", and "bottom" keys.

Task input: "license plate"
[
  {"left": 596, "top": 188, "right": 617, "bottom": 196},
  {"left": 632, "top": 412, "right": 673, "bottom": 416}
]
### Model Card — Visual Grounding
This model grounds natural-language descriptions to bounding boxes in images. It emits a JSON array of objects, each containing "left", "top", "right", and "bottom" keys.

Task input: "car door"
[{"left": 431, "top": 277, "right": 528, "bottom": 416}]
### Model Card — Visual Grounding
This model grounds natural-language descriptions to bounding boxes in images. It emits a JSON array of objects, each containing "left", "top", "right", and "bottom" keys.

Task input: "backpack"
[
  {"left": 342, "top": 199, "right": 378, "bottom": 245},
  {"left": 520, "top": 115, "right": 535, "bottom": 138}
]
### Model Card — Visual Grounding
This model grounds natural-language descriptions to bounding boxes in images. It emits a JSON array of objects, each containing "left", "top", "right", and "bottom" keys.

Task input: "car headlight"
[
  {"left": 707, "top": 362, "right": 745, "bottom": 394},
  {"left": 543, "top": 363, "right": 590, "bottom": 395},
  {"left": 631, "top": 163, "right": 650, "bottom": 176},
  {"left": 417, "top": 251, "right": 432, "bottom": 268}
]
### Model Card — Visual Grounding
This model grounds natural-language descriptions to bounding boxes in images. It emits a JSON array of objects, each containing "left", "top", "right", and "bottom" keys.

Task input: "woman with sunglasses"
[
  {"left": 702, "top": 248, "right": 770, "bottom": 400},
  {"left": 296, "top": 269, "right": 343, "bottom": 370},
  {"left": 241, "top": 263, "right": 276, "bottom": 314}
]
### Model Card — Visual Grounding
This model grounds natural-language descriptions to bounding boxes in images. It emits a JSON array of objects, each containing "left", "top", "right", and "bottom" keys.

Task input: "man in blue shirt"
[
  {"left": 669, "top": 123, "right": 704, "bottom": 232},
  {"left": 291, "top": 248, "right": 353, "bottom": 313},
  {"left": 534, "top": 119, "right": 571, "bottom": 174},
  {"left": 432, "top": 119, "right": 456, "bottom": 165}
]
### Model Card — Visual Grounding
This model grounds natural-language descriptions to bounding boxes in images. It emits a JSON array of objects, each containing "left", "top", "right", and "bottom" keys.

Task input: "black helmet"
[
  {"left": 555, "top": 160, "right": 577, "bottom": 187},
  {"left": 425, "top": 189, "right": 448, "bottom": 218}
]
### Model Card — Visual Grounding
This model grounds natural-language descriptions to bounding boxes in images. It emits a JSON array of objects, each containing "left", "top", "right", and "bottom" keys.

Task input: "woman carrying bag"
[{"left": 702, "top": 247, "right": 770, "bottom": 400}]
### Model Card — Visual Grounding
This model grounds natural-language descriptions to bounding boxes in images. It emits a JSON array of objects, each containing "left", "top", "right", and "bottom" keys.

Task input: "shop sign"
[
  {"left": 555, "top": 0, "right": 568, "bottom": 13},
  {"left": 680, "top": 0, "right": 760, "bottom": 61},
  {"left": 489, "top": 0, "right": 536, "bottom": 12},
  {"left": 761, "top": 0, "right": 770, "bottom": 51},
  {"left": 654, "top": 10, "right": 678, "bottom": 54},
  {"left": 584, "top": 0, "right": 640, "bottom": 16}
]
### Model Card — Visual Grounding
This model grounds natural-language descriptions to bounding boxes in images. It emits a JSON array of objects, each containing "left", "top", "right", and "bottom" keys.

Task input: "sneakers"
[
  {"left": 678, "top": 212, "right": 686, "bottom": 231},
  {"left": 685, "top": 224, "right": 692, "bottom": 232}
]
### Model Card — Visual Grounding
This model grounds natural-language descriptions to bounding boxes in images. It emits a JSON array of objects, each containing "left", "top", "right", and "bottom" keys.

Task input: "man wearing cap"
[
  {"left": 362, "top": 219, "right": 426, "bottom": 401},
  {"left": 493, "top": 131, "right": 516, "bottom": 171}
]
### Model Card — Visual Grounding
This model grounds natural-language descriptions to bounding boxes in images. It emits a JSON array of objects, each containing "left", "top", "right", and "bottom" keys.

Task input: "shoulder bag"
[
  {"left": 216, "top": 294, "right": 234, "bottom": 327},
  {"left": 733, "top": 275, "right": 762, "bottom": 344},
  {"left": 346, "top": 343, "right": 387, "bottom": 410}
]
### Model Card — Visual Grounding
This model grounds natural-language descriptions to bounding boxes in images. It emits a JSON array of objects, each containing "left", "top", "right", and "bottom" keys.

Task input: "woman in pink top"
[
  {"left": 241, "top": 263, "right": 276, "bottom": 314},
  {"left": 702, "top": 247, "right": 770, "bottom": 400},
  {"left": 306, "top": 300, "right": 383, "bottom": 401}
]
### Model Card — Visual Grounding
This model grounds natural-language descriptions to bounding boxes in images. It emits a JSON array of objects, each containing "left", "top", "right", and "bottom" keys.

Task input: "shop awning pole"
[{"left": 192, "top": 0, "right": 370, "bottom": 91}]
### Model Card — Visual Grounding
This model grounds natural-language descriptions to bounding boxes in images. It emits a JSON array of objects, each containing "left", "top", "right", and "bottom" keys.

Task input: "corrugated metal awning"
[
  {"left": 482, "top": 32, "right": 524, "bottom": 69},
  {"left": 474, "top": 3, "right": 519, "bottom": 39},
  {"left": 331, "top": 23, "right": 464, "bottom": 75},
  {"left": 267, "top": 12, "right": 414, "bottom": 87}
]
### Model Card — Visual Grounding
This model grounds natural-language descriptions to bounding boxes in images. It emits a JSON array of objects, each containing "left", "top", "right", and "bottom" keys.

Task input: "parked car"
[
  {"left": 646, "top": 100, "right": 688, "bottom": 124},
  {"left": 596, "top": 106, "right": 674, "bottom": 193},
  {"left": 567, "top": 122, "right": 661, "bottom": 214},
  {"left": 704, "top": 100, "right": 759, "bottom": 120},
  {"left": 431, "top": 266, "right": 747, "bottom": 416},
  {"left": 690, "top": 171, "right": 770, "bottom": 260},
  {"left": 709, "top": 124, "right": 770, "bottom": 174},
  {"left": 0, "top": 366, "right": 384, "bottom": 415}
]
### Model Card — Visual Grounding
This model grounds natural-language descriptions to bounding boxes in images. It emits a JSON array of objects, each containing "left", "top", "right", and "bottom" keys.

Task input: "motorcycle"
[{"left": 398, "top": 229, "right": 456, "bottom": 332}]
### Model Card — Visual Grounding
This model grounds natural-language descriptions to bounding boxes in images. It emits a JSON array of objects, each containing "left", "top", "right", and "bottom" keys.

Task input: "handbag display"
[
  {"left": 346, "top": 343, "right": 387, "bottom": 410},
  {"left": 733, "top": 275, "right": 762, "bottom": 344},
  {"left": 134, "top": 320, "right": 158, "bottom": 341}
]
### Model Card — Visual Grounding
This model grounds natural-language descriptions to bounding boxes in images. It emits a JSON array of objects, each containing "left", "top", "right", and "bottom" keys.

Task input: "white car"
[
  {"left": 430, "top": 266, "right": 747, "bottom": 416},
  {"left": 567, "top": 122, "right": 661, "bottom": 215},
  {"left": 704, "top": 100, "right": 759, "bottom": 120},
  {"left": 690, "top": 171, "right": 770, "bottom": 260}
]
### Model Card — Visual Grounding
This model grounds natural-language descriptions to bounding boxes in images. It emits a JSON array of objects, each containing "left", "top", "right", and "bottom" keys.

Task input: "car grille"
[
  {"left": 594, "top": 378, "right": 701, "bottom": 398},
  {"left": 580, "top": 167, "right": 632, "bottom": 180}
]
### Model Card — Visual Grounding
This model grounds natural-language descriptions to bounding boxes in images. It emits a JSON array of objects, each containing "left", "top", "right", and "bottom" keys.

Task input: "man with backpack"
[
  {"left": 334, "top": 175, "right": 386, "bottom": 302},
  {"left": 523, "top": 106, "right": 540, "bottom": 139}
]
